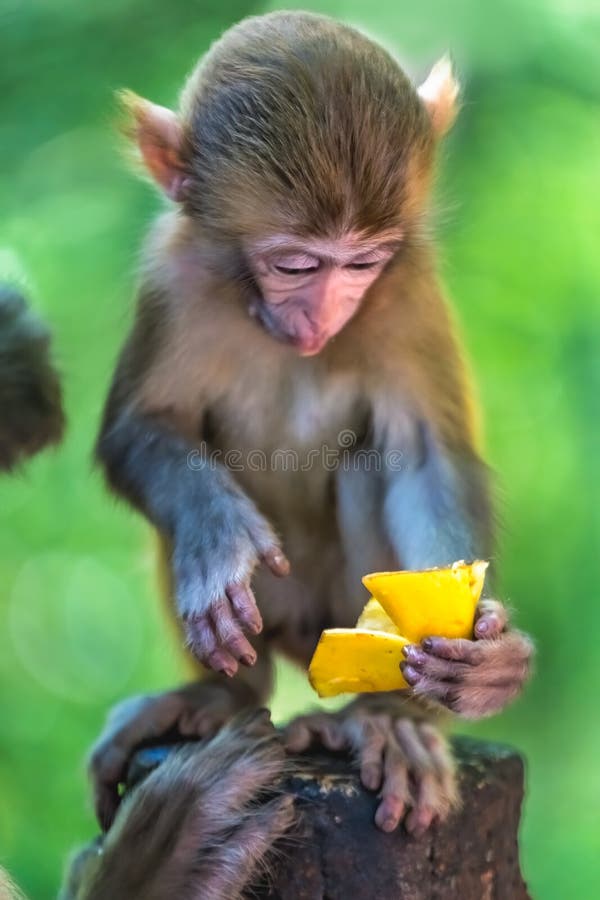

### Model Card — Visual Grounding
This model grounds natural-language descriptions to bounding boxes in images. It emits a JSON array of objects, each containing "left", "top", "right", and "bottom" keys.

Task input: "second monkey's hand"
[
  {"left": 401, "top": 599, "right": 534, "bottom": 718},
  {"left": 174, "top": 509, "right": 290, "bottom": 675},
  {"left": 283, "top": 703, "right": 458, "bottom": 836}
]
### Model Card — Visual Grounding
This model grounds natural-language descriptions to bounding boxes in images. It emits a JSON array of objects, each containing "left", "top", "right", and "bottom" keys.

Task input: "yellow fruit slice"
[
  {"left": 362, "top": 560, "right": 488, "bottom": 643},
  {"left": 355, "top": 597, "right": 402, "bottom": 635},
  {"left": 308, "top": 629, "right": 409, "bottom": 698}
]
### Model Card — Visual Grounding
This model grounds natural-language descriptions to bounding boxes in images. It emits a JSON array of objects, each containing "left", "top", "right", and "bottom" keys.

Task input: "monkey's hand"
[
  {"left": 283, "top": 706, "right": 458, "bottom": 836},
  {"left": 401, "top": 599, "right": 534, "bottom": 718},
  {"left": 173, "top": 502, "right": 289, "bottom": 675}
]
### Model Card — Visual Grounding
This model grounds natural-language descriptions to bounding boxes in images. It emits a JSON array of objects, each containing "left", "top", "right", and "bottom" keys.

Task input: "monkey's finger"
[
  {"left": 261, "top": 546, "right": 291, "bottom": 577},
  {"left": 282, "top": 719, "right": 313, "bottom": 752},
  {"left": 374, "top": 745, "right": 409, "bottom": 832},
  {"left": 211, "top": 597, "right": 257, "bottom": 666},
  {"left": 307, "top": 715, "right": 345, "bottom": 751},
  {"left": 186, "top": 614, "right": 239, "bottom": 676},
  {"left": 350, "top": 719, "right": 386, "bottom": 791},
  {"left": 207, "top": 648, "right": 239, "bottom": 677},
  {"left": 283, "top": 715, "right": 344, "bottom": 752},
  {"left": 397, "top": 721, "right": 458, "bottom": 820},
  {"left": 89, "top": 742, "right": 129, "bottom": 831},
  {"left": 226, "top": 582, "right": 263, "bottom": 635},
  {"left": 474, "top": 599, "right": 509, "bottom": 639},
  {"left": 94, "top": 780, "right": 121, "bottom": 832},
  {"left": 404, "top": 770, "right": 438, "bottom": 837},
  {"left": 417, "top": 723, "right": 457, "bottom": 799},
  {"left": 402, "top": 650, "right": 471, "bottom": 683},
  {"left": 421, "top": 636, "right": 484, "bottom": 664},
  {"left": 403, "top": 670, "right": 455, "bottom": 704},
  {"left": 393, "top": 718, "right": 432, "bottom": 772}
]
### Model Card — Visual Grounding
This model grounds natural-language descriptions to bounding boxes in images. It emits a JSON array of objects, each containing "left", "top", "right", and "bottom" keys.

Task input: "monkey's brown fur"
[{"left": 75, "top": 10, "right": 532, "bottom": 899}]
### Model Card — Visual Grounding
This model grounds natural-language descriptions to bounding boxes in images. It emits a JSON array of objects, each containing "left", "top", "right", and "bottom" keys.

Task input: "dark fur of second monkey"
[{"left": 0, "top": 285, "right": 65, "bottom": 471}]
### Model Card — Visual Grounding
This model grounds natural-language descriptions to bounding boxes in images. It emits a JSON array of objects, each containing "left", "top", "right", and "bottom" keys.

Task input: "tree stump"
[
  {"left": 128, "top": 736, "right": 529, "bottom": 900},
  {"left": 259, "top": 738, "right": 529, "bottom": 900}
]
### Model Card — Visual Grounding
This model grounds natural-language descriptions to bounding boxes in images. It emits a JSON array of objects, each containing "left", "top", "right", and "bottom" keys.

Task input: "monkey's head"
[{"left": 123, "top": 12, "right": 458, "bottom": 355}]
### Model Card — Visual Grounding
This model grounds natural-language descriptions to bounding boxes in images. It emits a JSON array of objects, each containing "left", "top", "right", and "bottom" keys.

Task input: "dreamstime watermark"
[{"left": 187, "top": 429, "right": 404, "bottom": 473}]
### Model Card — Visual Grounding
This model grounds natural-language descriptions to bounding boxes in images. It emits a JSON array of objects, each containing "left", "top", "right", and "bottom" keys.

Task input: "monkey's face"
[{"left": 245, "top": 234, "right": 401, "bottom": 356}]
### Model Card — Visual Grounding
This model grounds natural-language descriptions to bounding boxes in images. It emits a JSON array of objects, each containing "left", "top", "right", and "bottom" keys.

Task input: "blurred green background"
[{"left": 1, "top": 0, "right": 599, "bottom": 896}]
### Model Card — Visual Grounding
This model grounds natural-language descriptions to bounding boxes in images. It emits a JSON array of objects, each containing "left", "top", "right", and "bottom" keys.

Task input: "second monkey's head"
[{"left": 123, "top": 11, "right": 459, "bottom": 355}]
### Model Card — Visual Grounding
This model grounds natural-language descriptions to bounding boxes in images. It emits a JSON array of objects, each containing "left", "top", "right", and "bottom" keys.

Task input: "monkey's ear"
[
  {"left": 417, "top": 56, "right": 460, "bottom": 136},
  {"left": 119, "top": 90, "right": 188, "bottom": 201}
]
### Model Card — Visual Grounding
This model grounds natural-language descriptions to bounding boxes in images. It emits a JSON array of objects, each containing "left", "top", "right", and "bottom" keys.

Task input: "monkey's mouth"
[{"left": 249, "top": 295, "right": 329, "bottom": 356}]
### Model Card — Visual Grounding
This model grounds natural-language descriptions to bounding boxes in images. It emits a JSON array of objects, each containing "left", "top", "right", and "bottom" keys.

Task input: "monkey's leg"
[
  {"left": 89, "top": 644, "right": 273, "bottom": 830},
  {"left": 284, "top": 697, "right": 458, "bottom": 837},
  {"left": 65, "top": 711, "right": 295, "bottom": 900}
]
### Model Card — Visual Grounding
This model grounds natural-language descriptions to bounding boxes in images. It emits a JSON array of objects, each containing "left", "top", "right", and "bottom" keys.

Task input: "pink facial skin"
[{"left": 245, "top": 234, "right": 402, "bottom": 355}]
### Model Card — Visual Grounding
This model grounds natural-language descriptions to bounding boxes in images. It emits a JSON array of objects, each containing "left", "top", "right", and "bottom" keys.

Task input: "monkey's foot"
[
  {"left": 89, "top": 681, "right": 247, "bottom": 830},
  {"left": 401, "top": 599, "right": 534, "bottom": 718},
  {"left": 78, "top": 712, "right": 295, "bottom": 900},
  {"left": 283, "top": 710, "right": 458, "bottom": 836}
]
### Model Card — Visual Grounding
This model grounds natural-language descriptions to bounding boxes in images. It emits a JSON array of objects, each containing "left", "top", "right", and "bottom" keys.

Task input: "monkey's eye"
[
  {"left": 345, "top": 260, "right": 380, "bottom": 270},
  {"left": 271, "top": 253, "right": 320, "bottom": 276},
  {"left": 344, "top": 247, "right": 398, "bottom": 271},
  {"left": 274, "top": 264, "right": 319, "bottom": 275}
]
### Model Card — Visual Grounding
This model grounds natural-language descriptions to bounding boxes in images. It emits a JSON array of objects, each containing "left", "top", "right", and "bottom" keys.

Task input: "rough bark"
[{"left": 259, "top": 737, "right": 529, "bottom": 900}]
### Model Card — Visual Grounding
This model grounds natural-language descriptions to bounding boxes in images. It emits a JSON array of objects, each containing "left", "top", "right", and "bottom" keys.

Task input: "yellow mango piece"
[
  {"left": 355, "top": 597, "right": 402, "bottom": 635},
  {"left": 362, "top": 560, "right": 488, "bottom": 643},
  {"left": 308, "top": 628, "right": 409, "bottom": 698}
]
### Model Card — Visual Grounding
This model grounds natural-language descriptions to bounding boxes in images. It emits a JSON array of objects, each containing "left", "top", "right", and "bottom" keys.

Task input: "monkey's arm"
[
  {"left": 287, "top": 434, "right": 529, "bottom": 835},
  {"left": 0, "top": 285, "right": 64, "bottom": 470},
  {"left": 96, "top": 288, "right": 289, "bottom": 674},
  {"left": 98, "top": 411, "right": 288, "bottom": 668},
  {"left": 380, "top": 421, "right": 533, "bottom": 719}
]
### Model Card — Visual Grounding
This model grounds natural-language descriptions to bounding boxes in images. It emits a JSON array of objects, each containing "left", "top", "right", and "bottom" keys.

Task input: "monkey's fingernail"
[
  {"left": 476, "top": 620, "right": 489, "bottom": 636},
  {"left": 272, "top": 553, "right": 290, "bottom": 574},
  {"left": 422, "top": 639, "right": 434, "bottom": 652},
  {"left": 404, "top": 646, "right": 427, "bottom": 666},
  {"left": 241, "top": 653, "right": 256, "bottom": 667},
  {"left": 249, "top": 621, "right": 262, "bottom": 634},
  {"left": 219, "top": 666, "right": 236, "bottom": 678}
]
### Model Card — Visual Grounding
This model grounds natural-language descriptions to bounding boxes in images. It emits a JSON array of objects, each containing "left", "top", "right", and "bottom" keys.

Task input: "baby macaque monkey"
[{"left": 88, "top": 7, "right": 533, "bottom": 871}]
